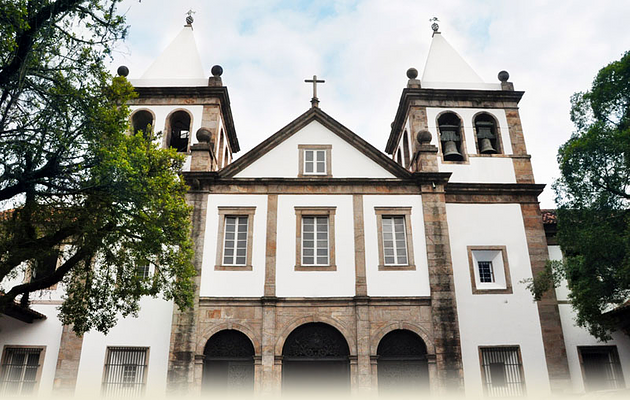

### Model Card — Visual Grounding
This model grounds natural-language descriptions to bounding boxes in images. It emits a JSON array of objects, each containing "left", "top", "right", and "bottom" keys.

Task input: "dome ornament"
[
  {"left": 185, "top": 9, "right": 196, "bottom": 26},
  {"left": 430, "top": 17, "right": 440, "bottom": 35}
]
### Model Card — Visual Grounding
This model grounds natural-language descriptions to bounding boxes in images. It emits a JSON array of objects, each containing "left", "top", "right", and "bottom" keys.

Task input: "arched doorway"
[
  {"left": 282, "top": 322, "right": 350, "bottom": 392},
  {"left": 203, "top": 330, "right": 254, "bottom": 392},
  {"left": 377, "top": 329, "right": 430, "bottom": 393}
]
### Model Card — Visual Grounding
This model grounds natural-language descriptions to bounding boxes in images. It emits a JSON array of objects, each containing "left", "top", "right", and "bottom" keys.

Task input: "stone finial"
[
  {"left": 208, "top": 65, "right": 223, "bottom": 87},
  {"left": 211, "top": 65, "right": 223, "bottom": 77},
  {"left": 406, "top": 67, "right": 421, "bottom": 88},
  {"left": 117, "top": 65, "right": 129, "bottom": 77},
  {"left": 498, "top": 70, "right": 514, "bottom": 91},
  {"left": 196, "top": 127, "right": 212, "bottom": 143},
  {"left": 417, "top": 130, "right": 432, "bottom": 144}
]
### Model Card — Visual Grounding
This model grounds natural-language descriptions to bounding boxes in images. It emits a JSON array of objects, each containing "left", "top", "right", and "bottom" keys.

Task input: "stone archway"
[
  {"left": 282, "top": 322, "right": 350, "bottom": 392},
  {"left": 377, "top": 329, "right": 430, "bottom": 393},
  {"left": 203, "top": 330, "right": 255, "bottom": 393}
]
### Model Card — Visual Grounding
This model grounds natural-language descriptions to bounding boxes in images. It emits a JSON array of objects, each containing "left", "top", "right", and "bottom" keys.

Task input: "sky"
[{"left": 109, "top": 0, "right": 630, "bottom": 208}]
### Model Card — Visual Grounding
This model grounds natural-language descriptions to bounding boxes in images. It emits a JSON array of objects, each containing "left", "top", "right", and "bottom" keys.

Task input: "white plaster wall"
[
  {"left": 549, "top": 245, "right": 630, "bottom": 393},
  {"left": 0, "top": 304, "right": 63, "bottom": 397},
  {"left": 75, "top": 298, "right": 174, "bottom": 398},
  {"left": 363, "top": 195, "right": 430, "bottom": 297},
  {"left": 425, "top": 108, "right": 516, "bottom": 183},
  {"left": 234, "top": 121, "right": 396, "bottom": 178},
  {"left": 447, "top": 203, "right": 551, "bottom": 397},
  {"left": 276, "top": 195, "right": 355, "bottom": 297},
  {"left": 199, "top": 195, "right": 268, "bottom": 297}
]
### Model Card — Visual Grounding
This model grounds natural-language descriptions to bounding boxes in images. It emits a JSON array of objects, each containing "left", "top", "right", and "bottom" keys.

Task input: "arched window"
[
  {"left": 438, "top": 112, "right": 464, "bottom": 161},
  {"left": 168, "top": 110, "right": 191, "bottom": 152},
  {"left": 402, "top": 130, "right": 410, "bottom": 168},
  {"left": 474, "top": 113, "right": 500, "bottom": 154},
  {"left": 131, "top": 110, "right": 153, "bottom": 136},
  {"left": 377, "top": 329, "right": 429, "bottom": 393},
  {"left": 203, "top": 330, "right": 254, "bottom": 392}
]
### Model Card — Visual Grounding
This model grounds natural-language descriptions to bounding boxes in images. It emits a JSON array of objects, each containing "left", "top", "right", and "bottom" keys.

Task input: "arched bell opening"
[
  {"left": 474, "top": 113, "right": 501, "bottom": 154},
  {"left": 131, "top": 109, "right": 154, "bottom": 137},
  {"left": 167, "top": 110, "right": 191, "bottom": 152},
  {"left": 438, "top": 112, "right": 465, "bottom": 161},
  {"left": 202, "top": 329, "right": 255, "bottom": 393},
  {"left": 377, "top": 329, "right": 430, "bottom": 393},
  {"left": 281, "top": 322, "right": 350, "bottom": 392}
]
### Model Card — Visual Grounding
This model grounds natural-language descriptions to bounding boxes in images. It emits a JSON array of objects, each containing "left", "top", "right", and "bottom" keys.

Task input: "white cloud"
[{"left": 110, "top": 0, "right": 630, "bottom": 208}]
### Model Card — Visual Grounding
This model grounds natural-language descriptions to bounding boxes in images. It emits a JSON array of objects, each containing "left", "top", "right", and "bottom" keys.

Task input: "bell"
[
  {"left": 443, "top": 140, "right": 463, "bottom": 161},
  {"left": 479, "top": 138, "right": 496, "bottom": 154}
]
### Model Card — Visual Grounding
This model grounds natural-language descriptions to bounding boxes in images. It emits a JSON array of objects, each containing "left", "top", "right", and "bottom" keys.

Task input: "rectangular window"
[
  {"left": 579, "top": 346, "right": 625, "bottom": 391},
  {"left": 478, "top": 261, "right": 494, "bottom": 283},
  {"left": 102, "top": 347, "right": 148, "bottom": 397},
  {"left": 375, "top": 207, "right": 415, "bottom": 270},
  {"left": 295, "top": 207, "right": 336, "bottom": 271},
  {"left": 480, "top": 347, "right": 525, "bottom": 397},
  {"left": 215, "top": 207, "right": 256, "bottom": 271},
  {"left": 298, "top": 145, "right": 332, "bottom": 177},
  {"left": 0, "top": 347, "right": 43, "bottom": 396},
  {"left": 468, "top": 246, "right": 512, "bottom": 294}
]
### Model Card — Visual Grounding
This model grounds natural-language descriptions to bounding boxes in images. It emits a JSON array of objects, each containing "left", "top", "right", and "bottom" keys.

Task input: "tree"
[
  {"left": 531, "top": 51, "right": 630, "bottom": 340},
  {"left": 0, "top": 0, "right": 195, "bottom": 334}
]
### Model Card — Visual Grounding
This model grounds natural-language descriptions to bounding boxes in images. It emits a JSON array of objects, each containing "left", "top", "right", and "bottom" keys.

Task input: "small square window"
[
  {"left": 298, "top": 145, "right": 332, "bottom": 177},
  {"left": 0, "top": 347, "right": 44, "bottom": 396},
  {"left": 215, "top": 207, "right": 256, "bottom": 271},
  {"left": 375, "top": 207, "right": 415, "bottom": 270},
  {"left": 480, "top": 346, "right": 526, "bottom": 397},
  {"left": 102, "top": 347, "right": 148, "bottom": 397},
  {"left": 295, "top": 207, "right": 336, "bottom": 271},
  {"left": 468, "top": 246, "right": 512, "bottom": 294}
]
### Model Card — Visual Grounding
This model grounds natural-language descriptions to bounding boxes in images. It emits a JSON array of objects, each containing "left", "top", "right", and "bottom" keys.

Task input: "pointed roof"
[
  {"left": 220, "top": 107, "right": 411, "bottom": 179},
  {"left": 132, "top": 24, "right": 206, "bottom": 87},
  {"left": 421, "top": 33, "right": 500, "bottom": 90}
]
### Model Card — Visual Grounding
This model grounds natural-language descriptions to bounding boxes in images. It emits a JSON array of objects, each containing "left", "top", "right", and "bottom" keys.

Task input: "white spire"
[
  {"left": 133, "top": 24, "right": 206, "bottom": 87},
  {"left": 421, "top": 33, "right": 500, "bottom": 90}
]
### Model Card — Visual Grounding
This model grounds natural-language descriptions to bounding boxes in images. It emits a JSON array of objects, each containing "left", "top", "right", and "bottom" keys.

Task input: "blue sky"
[{"left": 111, "top": 0, "right": 630, "bottom": 207}]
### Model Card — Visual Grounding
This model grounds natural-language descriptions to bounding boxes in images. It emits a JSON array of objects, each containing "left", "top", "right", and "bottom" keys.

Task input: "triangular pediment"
[{"left": 221, "top": 108, "right": 410, "bottom": 179}]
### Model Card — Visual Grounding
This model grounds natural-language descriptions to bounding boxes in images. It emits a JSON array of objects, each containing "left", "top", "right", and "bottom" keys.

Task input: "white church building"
[{"left": 1, "top": 17, "right": 629, "bottom": 398}]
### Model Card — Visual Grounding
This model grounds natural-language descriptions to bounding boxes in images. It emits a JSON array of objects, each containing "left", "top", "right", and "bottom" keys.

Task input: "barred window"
[
  {"left": 478, "top": 261, "right": 494, "bottom": 283},
  {"left": 0, "top": 347, "right": 42, "bottom": 395},
  {"left": 579, "top": 346, "right": 625, "bottom": 391},
  {"left": 382, "top": 216, "right": 408, "bottom": 265},
  {"left": 102, "top": 347, "right": 148, "bottom": 397},
  {"left": 302, "top": 216, "right": 329, "bottom": 265},
  {"left": 223, "top": 216, "right": 249, "bottom": 266},
  {"left": 480, "top": 347, "right": 525, "bottom": 397}
]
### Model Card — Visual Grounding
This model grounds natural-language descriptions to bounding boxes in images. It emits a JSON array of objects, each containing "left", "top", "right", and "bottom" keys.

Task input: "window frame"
[
  {"left": 578, "top": 346, "right": 626, "bottom": 392},
  {"left": 101, "top": 346, "right": 149, "bottom": 397},
  {"left": 215, "top": 207, "right": 256, "bottom": 271},
  {"left": 298, "top": 145, "right": 332, "bottom": 177},
  {"left": 468, "top": 246, "right": 512, "bottom": 294},
  {"left": 375, "top": 207, "right": 416, "bottom": 271},
  {"left": 294, "top": 207, "right": 336, "bottom": 271},
  {"left": 479, "top": 345, "right": 526, "bottom": 397},
  {"left": 0, "top": 345, "right": 45, "bottom": 396}
]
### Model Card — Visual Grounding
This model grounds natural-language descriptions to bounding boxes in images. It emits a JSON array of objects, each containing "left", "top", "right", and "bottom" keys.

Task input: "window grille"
[
  {"left": 102, "top": 347, "right": 147, "bottom": 397},
  {"left": 480, "top": 347, "right": 525, "bottom": 397},
  {"left": 223, "top": 216, "right": 248, "bottom": 265},
  {"left": 304, "top": 150, "right": 326, "bottom": 174},
  {"left": 302, "top": 216, "right": 329, "bottom": 265},
  {"left": 382, "top": 216, "right": 408, "bottom": 265},
  {"left": 478, "top": 261, "right": 494, "bottom": 283},
  {"left": 580, "top": 346, "right": 625, "bottom": 391},
  {"left": 0, "top": 348, "right": 41, "bottom": 395}
]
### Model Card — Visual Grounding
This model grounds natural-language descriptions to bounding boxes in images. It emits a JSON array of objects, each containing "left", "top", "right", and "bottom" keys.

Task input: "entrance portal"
[
  {"left": 282, "top": 322, "right": 350, "bottom": 392},
  {"left": 377, "top": 329, "right": 429, "bottom": 393},
  {"left": 203, "top": 330, "right": 254, "bottom": 393}
]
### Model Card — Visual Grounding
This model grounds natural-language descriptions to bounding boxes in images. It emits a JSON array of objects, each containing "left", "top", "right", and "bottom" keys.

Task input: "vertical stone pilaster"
[
  {"left": 421, "top": 183, "right": 464, "bottom": 393},
  {"left": 264, "top": 195, "right": 278, "bottom": 297},
  {"left": 262, "top": 194, "right": 279, "bottom": 394},
  {"left": 354, "top": 297, "right": 371, "bottom": 394},
  {"left": 352, "top": 195, "right": 367, "bottom": 297},
  {"left": 52, "top": 325, "right": 83, "bottom": 396},
  {"left": 521, "top": 203, "right": 571, "bottom": 393},
  {"left": 167, "top": 192, "right": 208, "bottom": 394},
  {"left": 408, "top": 106, "right": 429, "bottom": 156},
  {"left": 506, "top": 108, "right": 535, "bottom": 183},
  {"left": 200, "top": 104, "right": 221, "bottom": 150}
]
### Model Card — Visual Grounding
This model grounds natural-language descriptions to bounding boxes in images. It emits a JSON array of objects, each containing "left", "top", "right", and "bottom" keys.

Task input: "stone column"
[
  {"left": 261, "top": 194, "right": 279, "bottom": 394},
  {"left": 52, "top": 325, "right": 83, "bottom": 396},
  {"left": 354, "top": 297, "right": 371, "bottom": 394}
]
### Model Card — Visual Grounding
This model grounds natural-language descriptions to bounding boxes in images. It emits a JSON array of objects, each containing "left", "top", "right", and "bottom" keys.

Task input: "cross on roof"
[{"left": 304, "top": 75, "right": 325, "bottom": 108}]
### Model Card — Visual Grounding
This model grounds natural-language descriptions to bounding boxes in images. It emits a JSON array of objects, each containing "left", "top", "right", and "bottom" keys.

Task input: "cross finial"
[
  {"left": 430, "top": 17, "right": 440, "bottom": 35},
  {"left": 304, "top": 75, "right": 325, "bottom": 108},
  {"left": 185, "top": 9, "right": 196, "bottom": 26}
]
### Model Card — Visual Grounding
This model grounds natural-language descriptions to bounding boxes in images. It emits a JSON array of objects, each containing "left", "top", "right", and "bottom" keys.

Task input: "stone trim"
[
  {"left": 264, "top": 195, "right": 278, "bottom": 297},
  {"left": 467, "top": 246, "right": 513, "bottom": 295},
  {"left": 196, "top": 322, "right": 262, "bottom": 356},
  {"left": 297, "top": 144, "right": 332, "bottom": 178},
  {"left": 198, "top": 296, "right": 431, "bottom": 306},
  {"left": 52, "top": 324, "right": 82, "bottom": 395},
  {"left": 214, "top": 207, "right": 256, "bottom": 271},
  {"left": 369, "top": 322, "right": 436, "bottom": 355},
  {"left": 374, "top": 207, "right": 416, "bottom": 271},
  {"left": 2, "top": 345, "right": 46, "bottom": 394},
  {"left": 352, "top": 195, "right": 367, "bottom": 296},
  {"left": 294, "top": 207, "right": 336, "bottom": 271},
  {"left": 273, "top": 315, "right": 356, "bottom": 356}
]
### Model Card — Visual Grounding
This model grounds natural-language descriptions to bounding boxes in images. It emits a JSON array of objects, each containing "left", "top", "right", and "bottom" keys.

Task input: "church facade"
[{"left": 1, "top": 19, "right": 629, "bottom": 398}]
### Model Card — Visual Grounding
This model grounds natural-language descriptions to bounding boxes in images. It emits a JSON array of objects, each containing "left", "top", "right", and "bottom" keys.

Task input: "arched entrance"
[
  {"left": 377, "top": 329, "right": 430, "bottom": 393},
  {"left": 203, "top": 330, "right": 254, "bottom": 392},
  {"left": 282, "top": 322, "right": 350, "bottom": 391}
]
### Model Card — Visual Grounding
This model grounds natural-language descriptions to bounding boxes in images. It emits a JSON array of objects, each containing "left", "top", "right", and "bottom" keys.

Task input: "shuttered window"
[
  {"left": 302, "top": 216, "right": 329, "bottom": 265},
  {"left": 382, "top": 216, "right": 408, "bottom": 265},
  {"left": 223, "top": 216, "right": 249, "bottom": 265}
]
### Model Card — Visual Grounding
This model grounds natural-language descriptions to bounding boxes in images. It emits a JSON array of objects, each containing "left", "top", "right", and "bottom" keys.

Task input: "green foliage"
[
  {"left": 548, "top": 51, "right": 630, "bottom": 340},
  {"left": 0, "top": 0, "right": 195, "bottom": 335}
]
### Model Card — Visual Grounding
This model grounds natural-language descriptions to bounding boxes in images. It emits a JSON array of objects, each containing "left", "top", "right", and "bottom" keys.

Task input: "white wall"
[
  {"left": 425, "top": 108, "right": 517, "bottom": 183},
  {"left": 234, "top": 121, "right": 396, "bottom": 179},
  {"left": 75, "top": 298, "right": 174, "bottom": 398},
  {"left": 363, "top": 195, "right": 430, "bottom": 297},
  {"left": 447, "top": 203, "right": 551, "bottom": 397},
  {"left": 549, "top": 244, "right": 630, "bottom": 393},
  {"left": 200, "top": 194, "right": 268, "bottom": 297}
]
